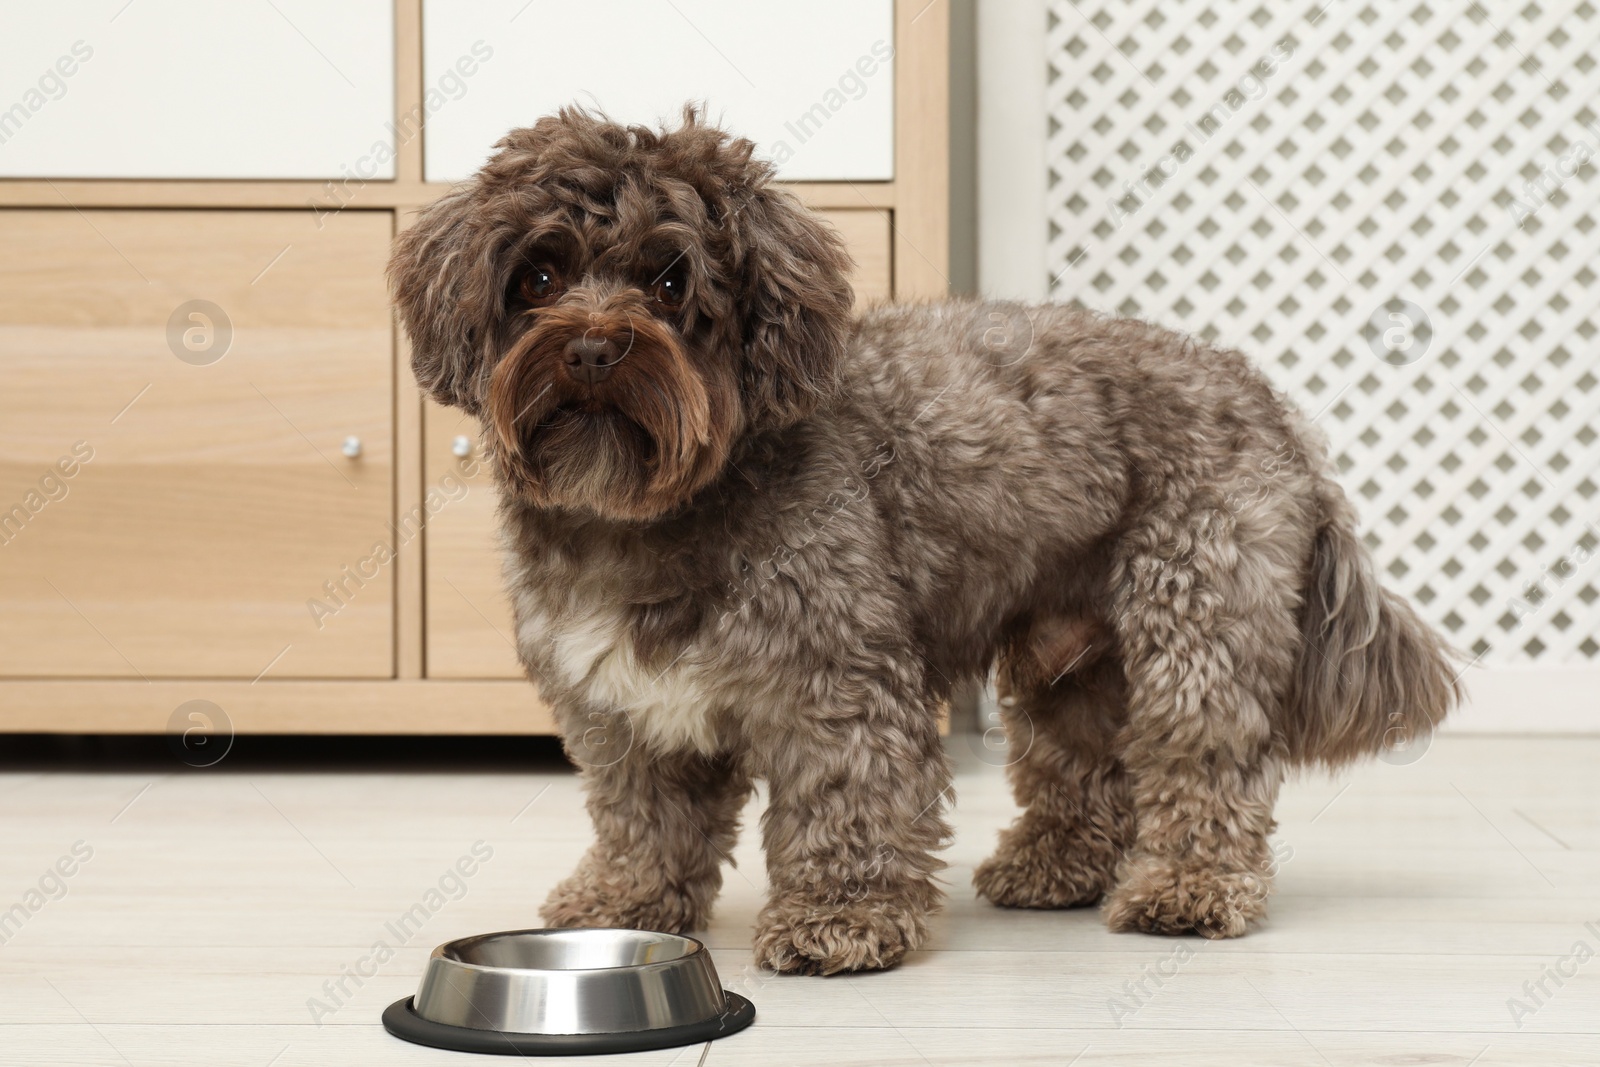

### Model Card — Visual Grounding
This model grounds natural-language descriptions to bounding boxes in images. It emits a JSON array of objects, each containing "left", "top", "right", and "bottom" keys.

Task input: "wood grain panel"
[
  {"left": 892, "top": 0, "right": 951, "bottom": 296},
  {"left": 422, "top": 401, "right": 523, "bottom": 679},
  {"left": 823, "top": 208, "right": 893, "bottom": 305},
  {"left": 0, "top": 679, "right": 551, "bottom": 734},
  {"left": 0, "top": 209, "right": 394, "bottom": 680},
  {"left": 0, "top": 180, "right": 897, "bottom": 211}
]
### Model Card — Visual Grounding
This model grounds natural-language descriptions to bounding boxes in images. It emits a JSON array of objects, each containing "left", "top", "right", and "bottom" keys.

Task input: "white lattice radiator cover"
[{"left": 1044, "top": 0, "right": 1600, "bottom": 677}]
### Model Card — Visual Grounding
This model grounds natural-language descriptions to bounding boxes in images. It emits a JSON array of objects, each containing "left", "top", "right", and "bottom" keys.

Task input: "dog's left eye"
[{"left": 652, "top": 268, "right": 687, "bottom": 308}]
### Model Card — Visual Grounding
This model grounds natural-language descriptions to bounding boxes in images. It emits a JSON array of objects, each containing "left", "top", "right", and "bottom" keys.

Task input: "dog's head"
[{"left": 390, "top": 106, "right": 856, "bottom": 521}]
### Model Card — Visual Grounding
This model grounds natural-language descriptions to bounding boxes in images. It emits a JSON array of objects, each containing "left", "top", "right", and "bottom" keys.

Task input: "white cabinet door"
[
  {"left": 0, "top": 0, "right": 395, "bottom": 179},
  {"left": 422, "top": 0, "right": 894, "bottom": 182}
]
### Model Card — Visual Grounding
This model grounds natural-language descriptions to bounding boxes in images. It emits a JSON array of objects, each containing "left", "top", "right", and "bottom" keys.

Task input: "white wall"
[{"left": 976, "top": 0, "right": 1047, "bottom": 302}]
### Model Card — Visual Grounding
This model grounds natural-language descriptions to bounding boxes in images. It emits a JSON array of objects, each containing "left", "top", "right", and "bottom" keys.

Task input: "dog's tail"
[{"left": 1283, "top": 479, "right": 1461, "bottom": 767}]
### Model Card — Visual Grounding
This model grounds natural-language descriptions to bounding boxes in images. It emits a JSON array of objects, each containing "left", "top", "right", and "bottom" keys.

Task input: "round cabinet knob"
[
  {"left": 342, "top": 435, "right": 362, "bottom": 458},
  {"left": 452, "top": 435, "right": 473, "bottom": 458}
]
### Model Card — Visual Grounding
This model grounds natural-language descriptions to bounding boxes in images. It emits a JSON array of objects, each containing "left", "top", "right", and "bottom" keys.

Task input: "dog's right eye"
[{"left": 519, "top": 266, "right": 564, "bottom": 306}]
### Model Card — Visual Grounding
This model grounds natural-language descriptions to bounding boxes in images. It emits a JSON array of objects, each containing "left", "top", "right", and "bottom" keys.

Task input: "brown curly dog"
[{"left": 389, "top": 107, "right": 1459, "bottom": 975}]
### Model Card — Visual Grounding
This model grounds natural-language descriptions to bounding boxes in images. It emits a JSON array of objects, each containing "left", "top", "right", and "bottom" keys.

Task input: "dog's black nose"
[{"left": 563, "top": 333, "right": 619, "bottom": 384}]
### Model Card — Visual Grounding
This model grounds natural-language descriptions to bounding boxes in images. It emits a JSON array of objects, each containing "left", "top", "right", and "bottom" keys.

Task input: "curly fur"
[{"left": 390, "top": 106, "right": 1460, "bottom": 973}]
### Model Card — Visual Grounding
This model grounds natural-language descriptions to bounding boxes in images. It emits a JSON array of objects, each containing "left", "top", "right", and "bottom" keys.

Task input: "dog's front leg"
[
  {"left": 752, "top": 703, "right": 952, "bottom": 975},
  {"left": 541, "top": 724, "right": 751, "bottom": 935}
]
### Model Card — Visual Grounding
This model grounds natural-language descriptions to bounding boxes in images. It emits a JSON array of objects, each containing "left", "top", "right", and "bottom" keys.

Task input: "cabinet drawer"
[
  {"left": 0, "top": 209, "right": 395, "bottom": 679},
  {"left": 423, "top": 401, "right": 522, "bottom": 679},
  {"left": 420, "top": 207, "right": 893, "bottom": 679},
  {"left": 0, "top": 2, "right": 394, "bottom": 179},
  {"left": 422, "top": 0, "right": 894, "bottom": 182}
]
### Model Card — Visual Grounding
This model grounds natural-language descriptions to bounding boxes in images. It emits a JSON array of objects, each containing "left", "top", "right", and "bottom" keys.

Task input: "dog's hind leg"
[
  {"left": 974, "top": 633, "right": 1132, "bottom": 909},
  {"left": 1100, "top": 501, "right": 1298, "bottom": 939}
]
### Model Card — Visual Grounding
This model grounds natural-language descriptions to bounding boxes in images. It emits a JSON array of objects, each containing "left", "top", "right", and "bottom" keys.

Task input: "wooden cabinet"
[
  {"left": 0, "top": 1, "right": 946, "bottom": 733},
  {"left": 0, "top": 209, "right": 394, "bottom": 679}
]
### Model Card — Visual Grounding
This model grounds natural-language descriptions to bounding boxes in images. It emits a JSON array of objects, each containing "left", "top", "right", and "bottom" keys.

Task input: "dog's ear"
[
  {"left": 732, "top": 187, "right": 856, "bottom": 429},
  {"left": 390, "top": 185, "right": 495, "bottom": 416}
]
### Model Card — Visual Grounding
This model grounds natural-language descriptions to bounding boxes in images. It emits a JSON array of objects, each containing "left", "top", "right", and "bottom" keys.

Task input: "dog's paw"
[
  {"left": 973, "top": 823, "right": 1120, "bottom": 909},
  {"left": 540, "top": 873, "right": 709, "bottom": 934},
  {"left": 1102, "top": 852, "right": 1268, "bottom": 939},
  {"left": 752, "top": 895, "right": 930, "bottom": 975}
]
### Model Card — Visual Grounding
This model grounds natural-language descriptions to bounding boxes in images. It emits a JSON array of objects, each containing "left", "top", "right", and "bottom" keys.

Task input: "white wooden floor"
[{"left": 3, "top": 734, "right": 1598, "bottom": 1066}]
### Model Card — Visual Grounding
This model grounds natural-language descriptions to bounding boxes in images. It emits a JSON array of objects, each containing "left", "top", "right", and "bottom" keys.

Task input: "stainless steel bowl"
[{"left": 383, "top": 929, "right": 755, "bottom": 1056}]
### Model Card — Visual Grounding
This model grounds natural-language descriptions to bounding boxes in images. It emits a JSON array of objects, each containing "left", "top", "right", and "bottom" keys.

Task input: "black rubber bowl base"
[{"left": 382, "top": 993, "right": 755, "bottom": 1057}]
